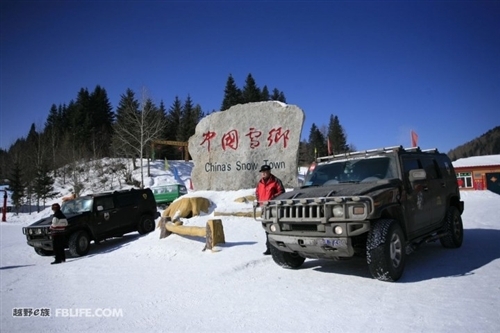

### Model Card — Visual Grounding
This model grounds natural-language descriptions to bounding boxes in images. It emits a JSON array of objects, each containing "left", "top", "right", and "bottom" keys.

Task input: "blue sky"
[{"left": 1, "top": 1, "right": 499, "bottom": 153}]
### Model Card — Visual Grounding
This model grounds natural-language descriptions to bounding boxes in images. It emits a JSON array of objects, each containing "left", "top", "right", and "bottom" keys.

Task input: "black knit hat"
[{"left": 259, "top": 164, "right": 271, "bottom": 172}]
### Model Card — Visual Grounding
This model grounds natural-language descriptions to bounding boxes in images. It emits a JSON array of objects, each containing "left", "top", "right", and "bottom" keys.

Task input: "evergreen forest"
[{"left": 0, "top": 73, "right": 350, "bottom": 211}]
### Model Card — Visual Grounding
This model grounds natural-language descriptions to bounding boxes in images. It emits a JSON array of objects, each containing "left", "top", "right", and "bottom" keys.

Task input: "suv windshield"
[
  {"left": 304, "top": 156, "right": 396, "bottom": 186},
  {"left": 61, "top": 198, "right": 93, "bottom": 214}
]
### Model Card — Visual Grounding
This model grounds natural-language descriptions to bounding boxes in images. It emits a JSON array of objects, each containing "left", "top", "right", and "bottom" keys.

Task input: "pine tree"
[
  {"left": 33, "top": 162, "right": 55, "bottom": 212},
  {"left": 9, "top": 160, "right": 25, "bottom": 214},
  {"left": 24, "top": 123, "right": 44, "bottom": 188},
  {"left": 271, "top": 88, "right": 279, "bottom": 100},
  {"left": 278, "top": 91, "right": 287, "bottom": 103},
  {"left": 140, "top": 97, "right": 165, "bottom": 165},
  {"left": 261, "top": 85, "right": 270, "bottom": 101},
  {"left": 221, "top": 74, "right": 242, "bottom": 111},
  {"left": 178, "top": 95, "right": 194, "bottom": 142},
  {"left": 298, "top": 140, "right": 313, "bottom": 165},
  {"left": 45, "top": 104, "right": 60, "bottom": 130},
  {"left": 112, "top": 88, "right": 140, "bottom": 167},
  {"left": 179, "top": 96, "right": 204, "bottom": 143},
  {"left": 88, "top": 85, "right": 114, "bottom": 157},
  {"left": 166, "top": 96, "right": 183, "bottom": 141},
  {"left": 328, "top": 115, "right": 349, "bottom": 154},
  {"left": 308, "top": 124, "right": 327, "bottom": 159},
  {"left": 45, "top": 104, "right": 62, "bottom": 175},
  {"left": 162, "top": 96, "right": 184, "bottom": 160},
  {"left": 72, "top": 88, "right": 91, "bottom": 155},
  {"left": 271, "top": 88, "right": 286, "bottom": 102},
  {"left": 152, "top": 101, "right": 169, "bottom": 160},
  {"left": 59, "top": 103, "right": 71, "bottom": 135},
  {"left": 242, "top": 73, "right": 261, "bottom": 103},
  {"left": 191, "top": 104, "right": 204, "bottom": 131},
  {"left": 55, "top": 102, "right": 85, "bottom": 181}
]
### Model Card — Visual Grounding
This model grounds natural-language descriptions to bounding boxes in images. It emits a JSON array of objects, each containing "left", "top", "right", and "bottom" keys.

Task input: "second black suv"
[
  {"left": 255, "top": 146, "right": 464, "bottom": 281},
  {"left": 22, "top": 188, "right": 160, "bottom": 257}
]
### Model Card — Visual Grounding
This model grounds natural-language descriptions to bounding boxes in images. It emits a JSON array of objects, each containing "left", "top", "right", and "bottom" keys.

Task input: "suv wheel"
[
  {"left": 34, "top": 248, "right": 54, "bottom": 256},
  {"left": 270, "top": 245, "right": 305, "bottom": 269},
  {"left": 439, "top": 206, "right": 463, "bottom": 248},
  {"left": 68, "top": 230, "right": 91, "bottom": 257},
  {"left": 367, "top": 219, "right": 406, "bottom": 282},
  {"left": 137, "top": 215, "right": 155, "bottom": 235}
]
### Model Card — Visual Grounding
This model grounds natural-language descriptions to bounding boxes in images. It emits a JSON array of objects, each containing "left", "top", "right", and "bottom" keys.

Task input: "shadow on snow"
[
  {"left": 65, "top": 233, "right": 144, "bottom": 261},
  {"left": 0, "top": 264, "right": 36, "bottom": 270},
  {"left": 297, "top": 228, "right": 500, "bottom": 282}
]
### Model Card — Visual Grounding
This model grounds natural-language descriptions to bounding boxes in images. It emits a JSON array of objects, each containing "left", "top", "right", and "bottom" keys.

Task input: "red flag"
[
  {"left": 411, "top": 130, "right": 418, "bottom": 147},
  {"left": 327, "top": 137, "right": 332, "bottom": 155}
]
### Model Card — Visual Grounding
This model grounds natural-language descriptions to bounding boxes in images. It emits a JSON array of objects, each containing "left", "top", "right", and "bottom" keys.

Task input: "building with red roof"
[{"left": 452, "top": 155, "right": 500, "bottom": 194}]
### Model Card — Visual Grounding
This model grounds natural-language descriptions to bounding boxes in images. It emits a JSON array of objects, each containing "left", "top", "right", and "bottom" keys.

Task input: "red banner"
[{"left": 411, "top": 130, "right": 418, "bottom": 147}]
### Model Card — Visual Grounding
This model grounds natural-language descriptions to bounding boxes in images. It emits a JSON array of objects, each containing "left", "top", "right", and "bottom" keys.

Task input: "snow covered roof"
[{"left": 452, "top": 154, "right": 500, "bottom": 168}]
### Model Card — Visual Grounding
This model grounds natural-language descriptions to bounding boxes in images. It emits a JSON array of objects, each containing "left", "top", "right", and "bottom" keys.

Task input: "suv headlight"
[{"left": 332, "top": 205, "right": 344, "bottom": 217}]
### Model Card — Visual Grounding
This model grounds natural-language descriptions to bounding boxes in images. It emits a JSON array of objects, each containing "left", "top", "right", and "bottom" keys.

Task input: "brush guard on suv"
[
  {"left": 254, "top": 196, "right": 374, "bottom": 257},
  {"left": 22, "top": 226, "right": 53, "bottom": 250}
]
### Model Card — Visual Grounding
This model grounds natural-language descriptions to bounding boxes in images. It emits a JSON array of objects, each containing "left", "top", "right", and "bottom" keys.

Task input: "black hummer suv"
[
  {"left": 255, "top": 146, "right": 464, "bottom": 281},
  {"left": 22, "top": 188, "right": 160, "bottom": 257}
]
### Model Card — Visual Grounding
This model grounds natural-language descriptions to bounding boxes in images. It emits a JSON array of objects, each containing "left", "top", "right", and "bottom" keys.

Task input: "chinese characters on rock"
[{"left": 201, "top": 127, "right": 290, "bottom": 152}]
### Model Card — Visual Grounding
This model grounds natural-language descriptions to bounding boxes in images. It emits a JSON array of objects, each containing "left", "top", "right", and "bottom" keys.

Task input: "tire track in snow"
[{"left": 225, "top": 257, "right": 271, "bottom": 274}]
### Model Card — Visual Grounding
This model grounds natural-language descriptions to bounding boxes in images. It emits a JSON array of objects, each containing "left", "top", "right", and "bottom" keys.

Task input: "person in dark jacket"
[
  {"left": 50, "top": 203, "right": 68, "bottom": 264},
  {"left": 255, "top": 164, "right": 285, "bottom": 255}
]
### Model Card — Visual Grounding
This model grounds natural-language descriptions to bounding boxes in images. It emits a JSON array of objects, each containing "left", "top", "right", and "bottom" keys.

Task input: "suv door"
[
  {"left": 114, "top": 192, "right": 139, "bottom": 230},
  {"left": 93, "top": 196, "right": 117, "bottom": 238},
  {"left": 420, "top": 157, "right": 446, "bottom": 228},
  {"left": 401, "top": 156, "right": 434, "bottom": 237}
]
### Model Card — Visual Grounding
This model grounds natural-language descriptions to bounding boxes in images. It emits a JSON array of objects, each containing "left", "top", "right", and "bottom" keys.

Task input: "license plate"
[
  {"left": 322, "top": 238, "right": 346, "bottom": 247},
  {"left": 32, "top": 241, "right": 43, "bottom": 247}
]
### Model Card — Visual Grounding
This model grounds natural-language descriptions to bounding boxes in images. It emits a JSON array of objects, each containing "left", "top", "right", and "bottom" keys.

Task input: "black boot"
[{"left": 263, "top": 232, "right": 271, "bottom": 255}]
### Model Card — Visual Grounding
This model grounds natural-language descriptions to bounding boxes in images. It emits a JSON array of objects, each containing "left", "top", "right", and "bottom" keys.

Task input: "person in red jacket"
[{"left": 255, "top": 164, "right": 285, "bottom": 255}]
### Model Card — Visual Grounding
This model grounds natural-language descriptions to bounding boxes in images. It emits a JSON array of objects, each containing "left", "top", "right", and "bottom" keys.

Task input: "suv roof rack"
[
  {"left": 316, "top": 146, "right": 402, "bottom": 162},
  {"left": 316, "top": 145, "right": 440, "bottom": 162},
  {"left": 421, "top": 148, "right": 439, "bottom": 153}
]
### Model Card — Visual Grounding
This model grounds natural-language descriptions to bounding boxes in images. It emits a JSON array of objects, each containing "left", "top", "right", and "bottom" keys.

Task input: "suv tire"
[
  {"left": 439, "top": 206, "right": 463, "bottom": 248},
  {"left": 367, "top": 219, "right": 406, "bottom": 282},
  {"left": 68, "top": 230, "right": 91, "bottom": 257},
  {"left": 137, "top": 215, "right": 155, "bottom": 235},
  {"left": 270, "top": 245, "right": 305, "bottom": 269},
  {"left": 34, "top": 248, "right": 54, "bottom": 256}
]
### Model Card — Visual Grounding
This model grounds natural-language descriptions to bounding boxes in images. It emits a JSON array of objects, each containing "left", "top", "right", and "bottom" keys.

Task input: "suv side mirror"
[
  {"left": 97, "top": 205, "right": 103, "bottom": 212},
  {"left": 409, "top": 169, "right": 427, "bottom": 182}
]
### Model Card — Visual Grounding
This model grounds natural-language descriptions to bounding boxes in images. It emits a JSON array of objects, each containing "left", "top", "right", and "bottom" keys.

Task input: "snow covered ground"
[{"left": 1, "top": 160, "right": 499, "bottom": 333}]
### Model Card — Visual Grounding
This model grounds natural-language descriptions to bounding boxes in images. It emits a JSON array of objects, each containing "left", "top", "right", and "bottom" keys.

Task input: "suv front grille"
[
  {"left": 281, "top": 205, "right": 322, "bottom": 219},
  {"left": 262, "top": 196, "right": 373, "bottom": 223},
  {"left": 24, "top": 227, "right": 51, "bottom": 239}
]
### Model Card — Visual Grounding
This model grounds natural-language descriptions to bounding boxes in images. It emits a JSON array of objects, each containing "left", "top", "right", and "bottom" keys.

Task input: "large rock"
[{"left": 188, "top": 101, "right": 305, "bottom": 190}]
